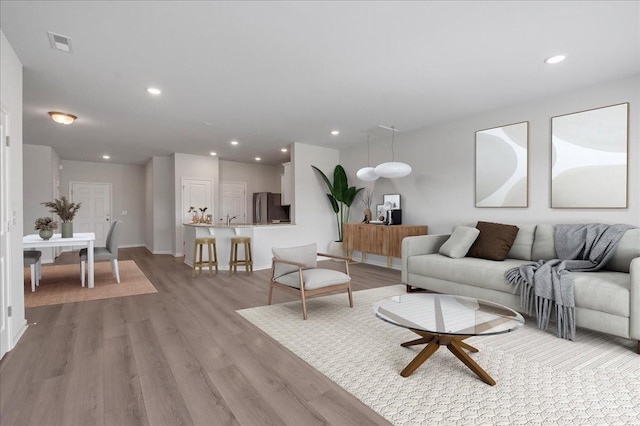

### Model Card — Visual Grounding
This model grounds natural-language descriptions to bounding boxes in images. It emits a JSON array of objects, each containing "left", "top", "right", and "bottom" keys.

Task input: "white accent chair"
[
  {"left": 24, "top": 250, "right": 42, "bottom": 292},
  {"left": 269, "top": 243, "right": 353, "bottom": 320},
  {"left": 80, "top": 220, "right": 123, "bottom": 286}
]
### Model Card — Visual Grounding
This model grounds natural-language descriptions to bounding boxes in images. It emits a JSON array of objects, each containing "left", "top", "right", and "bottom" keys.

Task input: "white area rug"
[{"left": 237, "top": 285, "right": 640, "bottom": 426}]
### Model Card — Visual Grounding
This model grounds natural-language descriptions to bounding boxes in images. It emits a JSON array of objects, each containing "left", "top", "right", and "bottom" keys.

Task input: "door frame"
[{"left": 0, "top": 107, "right": 12, "bottom": 358}]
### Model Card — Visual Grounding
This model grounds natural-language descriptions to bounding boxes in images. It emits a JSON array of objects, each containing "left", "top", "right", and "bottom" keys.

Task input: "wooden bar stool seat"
[
  {"left": 192, "top": 236, "right": 218, "bottom": 277},
  {"left": 229, "top": 236, "right": 253, "bottom": 273}
]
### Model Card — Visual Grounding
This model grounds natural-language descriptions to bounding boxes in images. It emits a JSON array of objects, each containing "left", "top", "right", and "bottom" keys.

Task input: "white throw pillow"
[
  {"left": 272, "top": 243, "right": 317, "bottom": 278},
  {"left": 439, "top": 226, "right": 480, "bottom": 258}
]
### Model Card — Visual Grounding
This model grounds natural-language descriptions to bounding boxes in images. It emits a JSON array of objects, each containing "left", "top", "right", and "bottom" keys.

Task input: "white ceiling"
[{"left": 1, "top": 1, "right": 638, "bottom": 165}]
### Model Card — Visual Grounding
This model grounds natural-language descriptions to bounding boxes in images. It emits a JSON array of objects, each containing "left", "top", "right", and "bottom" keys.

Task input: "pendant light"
[
  {"left": 356, "top": 134, "right": 379, "bottom": 181},
  {"left": 375, "top": 125, "right": 411, "bottom": 178}
]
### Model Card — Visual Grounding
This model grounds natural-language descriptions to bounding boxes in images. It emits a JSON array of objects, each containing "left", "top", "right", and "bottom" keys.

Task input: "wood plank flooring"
[{"left": 1, "top": 247, "right": 399, "bottom": 426}]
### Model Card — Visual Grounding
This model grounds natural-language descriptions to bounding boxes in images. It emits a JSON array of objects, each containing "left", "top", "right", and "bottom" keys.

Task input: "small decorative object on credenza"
[
  {"left": 382, "top": 194, "right": 402, "bottom": 225},
  {"left": 34, "top": 217, "right": 58, "bottom": 240},
  {"left": 41, "top": 195, "right": 81, "bottom": 238},
  {"left": 360, "top": 188, "right": 375, "bottom": 223}
]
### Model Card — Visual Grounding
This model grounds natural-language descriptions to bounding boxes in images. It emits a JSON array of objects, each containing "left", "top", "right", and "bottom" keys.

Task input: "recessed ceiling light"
[
  {"left": 146, "top": 87, "right": 162, "bottom": 95},
  {"left": 203, "top": 122, "right": 213, "bottom": 126},
  {"left": 331, "top": 130, "right": 340, "bottom": 135},
  {"left": 230, "top": 140, "right": 239, "bottom": 145},
  {"left": 544, "top": 54, "right": 566, "bottom": 64},
  {"left": 281, "top": 148, "right": 288, "bottom": 152},
  {"left": 102, "top": 155, "right": 110, "bottom": 160},
  {"left": 209, "top": 151, "right": 217, "bottom": 156},
  {"left": 255, "top": 157, "right": 261, "bottom": 161}
]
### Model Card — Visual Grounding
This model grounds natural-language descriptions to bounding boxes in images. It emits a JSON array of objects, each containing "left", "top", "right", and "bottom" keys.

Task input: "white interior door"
[
  {"left": 220, "top": 181, "right": 246, "bottom": 224},
  {"left": 70, "top": 182, "right": 112, "bottom": 246},
  {"left": 181, "top": 178, "right": 212, "bottom": 250},
  {"left": 0, "top": 109, "right": 11, "bottom": 358}
]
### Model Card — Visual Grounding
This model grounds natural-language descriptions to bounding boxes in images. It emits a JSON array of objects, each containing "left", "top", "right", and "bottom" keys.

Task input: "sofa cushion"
[
  {"left": 439, "top": 226, "right": 480, "bottom": 258},
  {"left": 507, "top": 224, "right": 536, "bottom": 261},
  {"left": 467, "top": 221, "right": 519, "bottom": 261},
  {"left": 407, "top": 254, "right": 532, "bottom": 293},
  {"left": 272, "top": 243, "right": 317, "bottom": 278},
  {"left": 573, "top": 271, "right": 630, "bottom": 317},
  {"left": 532, "top": 224, "right": 557, "bottom": 261},
  {"left": 604, "top": 228, "right": 640, "bottom": 273}
]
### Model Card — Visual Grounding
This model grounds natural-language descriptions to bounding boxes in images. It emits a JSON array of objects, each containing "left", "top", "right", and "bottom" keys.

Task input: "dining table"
[{"left": 23, "top": 232, "right": 96, "bottom": 288}]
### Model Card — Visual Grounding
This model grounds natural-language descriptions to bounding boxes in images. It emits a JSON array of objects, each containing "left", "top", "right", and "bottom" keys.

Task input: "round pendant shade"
[
  {"left": 356, "top": 167, "right": 379, "bottom": 181},
  {"left": 375, "top": 162, "right": 412, "bottom": 178}
]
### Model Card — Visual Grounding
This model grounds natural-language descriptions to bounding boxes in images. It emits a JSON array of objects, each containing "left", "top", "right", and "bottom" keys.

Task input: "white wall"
[
  {"left": 219, "top": 160, "right": 282, "bottom": 223},
  {"left": 144, "top": 159, "right": 154, "bottom": 251},
  {"left": 342, "top": 75, "right": 640, "bottom": 238},
  {"left": 59, "top": 160, "right": 146, "bottom": 247},
  {"left": 1, "top": 30, "right": 27, "bottom": 351}
]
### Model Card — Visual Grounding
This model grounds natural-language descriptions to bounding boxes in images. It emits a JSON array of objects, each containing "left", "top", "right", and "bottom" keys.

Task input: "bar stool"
[
  {"left": 229, "top": 236, "right": 253, "bottom": 273},
  {"left": 24, "top": 250, "right": 42, "bottom": 292},
  {"left": 192, "top": 236, "right": 218, "bottom": 277}
]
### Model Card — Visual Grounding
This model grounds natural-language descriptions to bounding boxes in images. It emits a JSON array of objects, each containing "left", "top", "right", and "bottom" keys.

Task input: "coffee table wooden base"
[{"left": 400, "top": 330, "right": 496, "bottom": 386}]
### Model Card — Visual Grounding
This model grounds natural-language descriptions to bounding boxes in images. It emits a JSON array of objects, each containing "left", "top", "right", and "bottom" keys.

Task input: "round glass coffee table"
[{"left": 374, "top": 293, "right": 524, "bottom": 386}]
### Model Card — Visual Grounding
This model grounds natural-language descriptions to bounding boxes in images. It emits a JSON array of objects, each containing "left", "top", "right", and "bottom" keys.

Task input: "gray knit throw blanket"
[{"left": 505, "top": 223, "right": 633, "bottom": 340}]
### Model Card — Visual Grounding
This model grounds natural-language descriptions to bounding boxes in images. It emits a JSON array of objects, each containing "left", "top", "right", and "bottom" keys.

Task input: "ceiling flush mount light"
[
  {"left": 146, "top": 87, "right": 162, "bottom": 95},
  {"left": 255, "top": 157, "right": 261, "bottom": 161},
  {"left": 102, "top": 155, "right": 110, "bottom": 160},
  {"left": 356, "top": 134, "right": 379, "bottom": 181},
  {"left": 209, "top": 151, "right": 217, "bottom": 156},
  {"left": 281, "top": 148, "right": 288, "bottom": 153},
  {"left": 331, "top": 130, "right": 340, "bottom": 135},
  {"left": 48, "top": 111, "right": 77, "bottom": 125},
  {"left": 544, "top": 54, "right": 566, "bottom": 64},
  {"left": 374, "top": 125, "right": 412, "bottom": 179},
  {"left": 230, "top": 140, "right": 239, "bottom": 146}
]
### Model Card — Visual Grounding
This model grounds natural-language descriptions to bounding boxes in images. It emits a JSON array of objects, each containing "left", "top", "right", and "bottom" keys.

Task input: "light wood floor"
[{"left": 1, "top": 247, "right": 400, "bottom": 426}]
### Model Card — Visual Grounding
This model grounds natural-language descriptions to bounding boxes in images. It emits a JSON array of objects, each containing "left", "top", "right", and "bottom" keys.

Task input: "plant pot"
[
  {"left": 39, "top": 229, "right": 53, "bottom": 240},
  {"left": 61, "top": 222, "right": 73, "bottom": 238},
  {"left": 327, "top": 241, "right": 345, "bottom": 262}
]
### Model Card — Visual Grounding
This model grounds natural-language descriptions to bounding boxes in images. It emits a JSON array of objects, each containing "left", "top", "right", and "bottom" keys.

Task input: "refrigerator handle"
[{"left": 255, "top": 195, "right": 261, "bottom": 223}]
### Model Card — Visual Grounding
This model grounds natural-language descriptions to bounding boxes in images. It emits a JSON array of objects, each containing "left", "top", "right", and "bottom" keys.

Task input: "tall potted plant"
[
  {"left": 312, "top": 165, "right": 363, "bottom": 245},
  {"left": 42, "top": 195, "right": 81, "bottom": 238}
]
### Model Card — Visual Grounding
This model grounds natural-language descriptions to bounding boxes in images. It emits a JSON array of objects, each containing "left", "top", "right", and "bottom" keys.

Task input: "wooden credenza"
[{"left": 343, "top": 223, "right": 428, "bottom": 267}]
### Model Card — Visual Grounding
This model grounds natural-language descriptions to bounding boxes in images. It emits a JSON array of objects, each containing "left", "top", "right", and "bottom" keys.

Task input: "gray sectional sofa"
[{"left": 401, "top": 224, "right": 640, "bottom": 352}]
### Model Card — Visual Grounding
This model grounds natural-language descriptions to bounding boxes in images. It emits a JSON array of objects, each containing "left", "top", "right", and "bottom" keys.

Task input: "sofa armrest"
[
  {"left": 630, "top": 257, "right": 640, "bottom": 340},
  {"left": 401, "top": 234, "right": 450, "bottom": 283}
]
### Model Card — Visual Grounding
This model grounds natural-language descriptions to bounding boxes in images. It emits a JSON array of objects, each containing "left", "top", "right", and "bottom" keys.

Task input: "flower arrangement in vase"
[
  {"left": 199, "top": 207, "right": 208, "bottom": 223},
  {"left": 188, "top": 206, "right": 198, "bottom": 223},
  {"left": 359, "top": 188, "right": 375, "bottom": 223},
  {"left": 34, "top": 217, "right": 58, "bottom": 240},
  {"left": 41, "top": 195, "right": 81, "bottom": 238}
]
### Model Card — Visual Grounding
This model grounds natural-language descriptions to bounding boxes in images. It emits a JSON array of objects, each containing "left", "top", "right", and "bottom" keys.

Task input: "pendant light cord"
[
  {"left": 390, "top": 126, "right": 396, "bottom": 162},
  {"left": 366, "top": 134, "right": 371, "bottom": 166}
]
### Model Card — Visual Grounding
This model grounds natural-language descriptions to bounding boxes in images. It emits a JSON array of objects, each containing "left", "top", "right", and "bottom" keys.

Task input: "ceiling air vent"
[{"left": 47, "top": 31, "right": 72, "bottom": 53}]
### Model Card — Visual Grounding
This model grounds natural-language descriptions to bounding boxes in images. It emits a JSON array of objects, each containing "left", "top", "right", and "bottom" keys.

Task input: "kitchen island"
[{"left": 183, "top": 223, "right": 297, "bottom": 272}]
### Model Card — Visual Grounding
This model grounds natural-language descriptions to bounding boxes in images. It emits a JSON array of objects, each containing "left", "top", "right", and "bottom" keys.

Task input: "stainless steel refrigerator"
[{"left": 252, "top": 192, "right": 288, "bottom": 224}]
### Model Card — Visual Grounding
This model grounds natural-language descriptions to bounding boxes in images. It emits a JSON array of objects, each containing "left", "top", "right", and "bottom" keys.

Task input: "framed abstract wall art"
[
  {"left": 551, "top": 103, "right": 628, "bottom": 208},
  {"left": 475, "top": 121, "right": 528, "bottom": 207}
]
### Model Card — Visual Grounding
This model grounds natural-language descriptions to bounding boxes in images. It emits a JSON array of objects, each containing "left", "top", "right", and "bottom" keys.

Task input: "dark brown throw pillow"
[{"left": 466, "top": 221, "right": 519, "bottom": 261}]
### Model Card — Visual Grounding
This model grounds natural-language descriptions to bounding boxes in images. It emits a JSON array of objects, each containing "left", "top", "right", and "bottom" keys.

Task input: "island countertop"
[{"left": 183, "top": 222, "right": 295, "bottom": 228}]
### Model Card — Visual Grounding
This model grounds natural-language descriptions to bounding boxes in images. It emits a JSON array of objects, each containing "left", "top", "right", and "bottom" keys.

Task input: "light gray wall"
[
  {"left": 1, "top": 30, "right": 27, "bottom": 350},
  {"left": 22, "top": 144, "right": 60, "bottom": 262},
  {"left": 219, "top": 160, "right": 282, "bottom": 223},
  {"left": 144, "top": 159, "right": 154, "bottom": 251},
  {"left": 152, "top": 156, "right": 174, "bottom": 254},
  {"left": 341, "top": 75, "right": 640, "bottom": 237},
  {"left": 59, "top": 160, "right": 146, "bottom": 247}
]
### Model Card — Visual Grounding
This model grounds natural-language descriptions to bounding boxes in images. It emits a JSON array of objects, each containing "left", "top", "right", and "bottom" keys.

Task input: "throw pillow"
[
  {"left": 439, "top": 226, "right": 480, "bottom": 258},
  {"left": 272, "top": 243, "right": 317, "bottom": 278},
  {"left": 466, "top": 221, "right": 519, "bottom": 261}
]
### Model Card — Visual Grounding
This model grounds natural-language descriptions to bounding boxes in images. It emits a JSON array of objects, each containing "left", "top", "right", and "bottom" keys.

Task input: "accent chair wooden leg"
[
  {"left": 268, "top": 283, "right": 274, "bottom": 305},
  {"left": 347, "top": 282, "right": 353, "bottom": 307}
]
